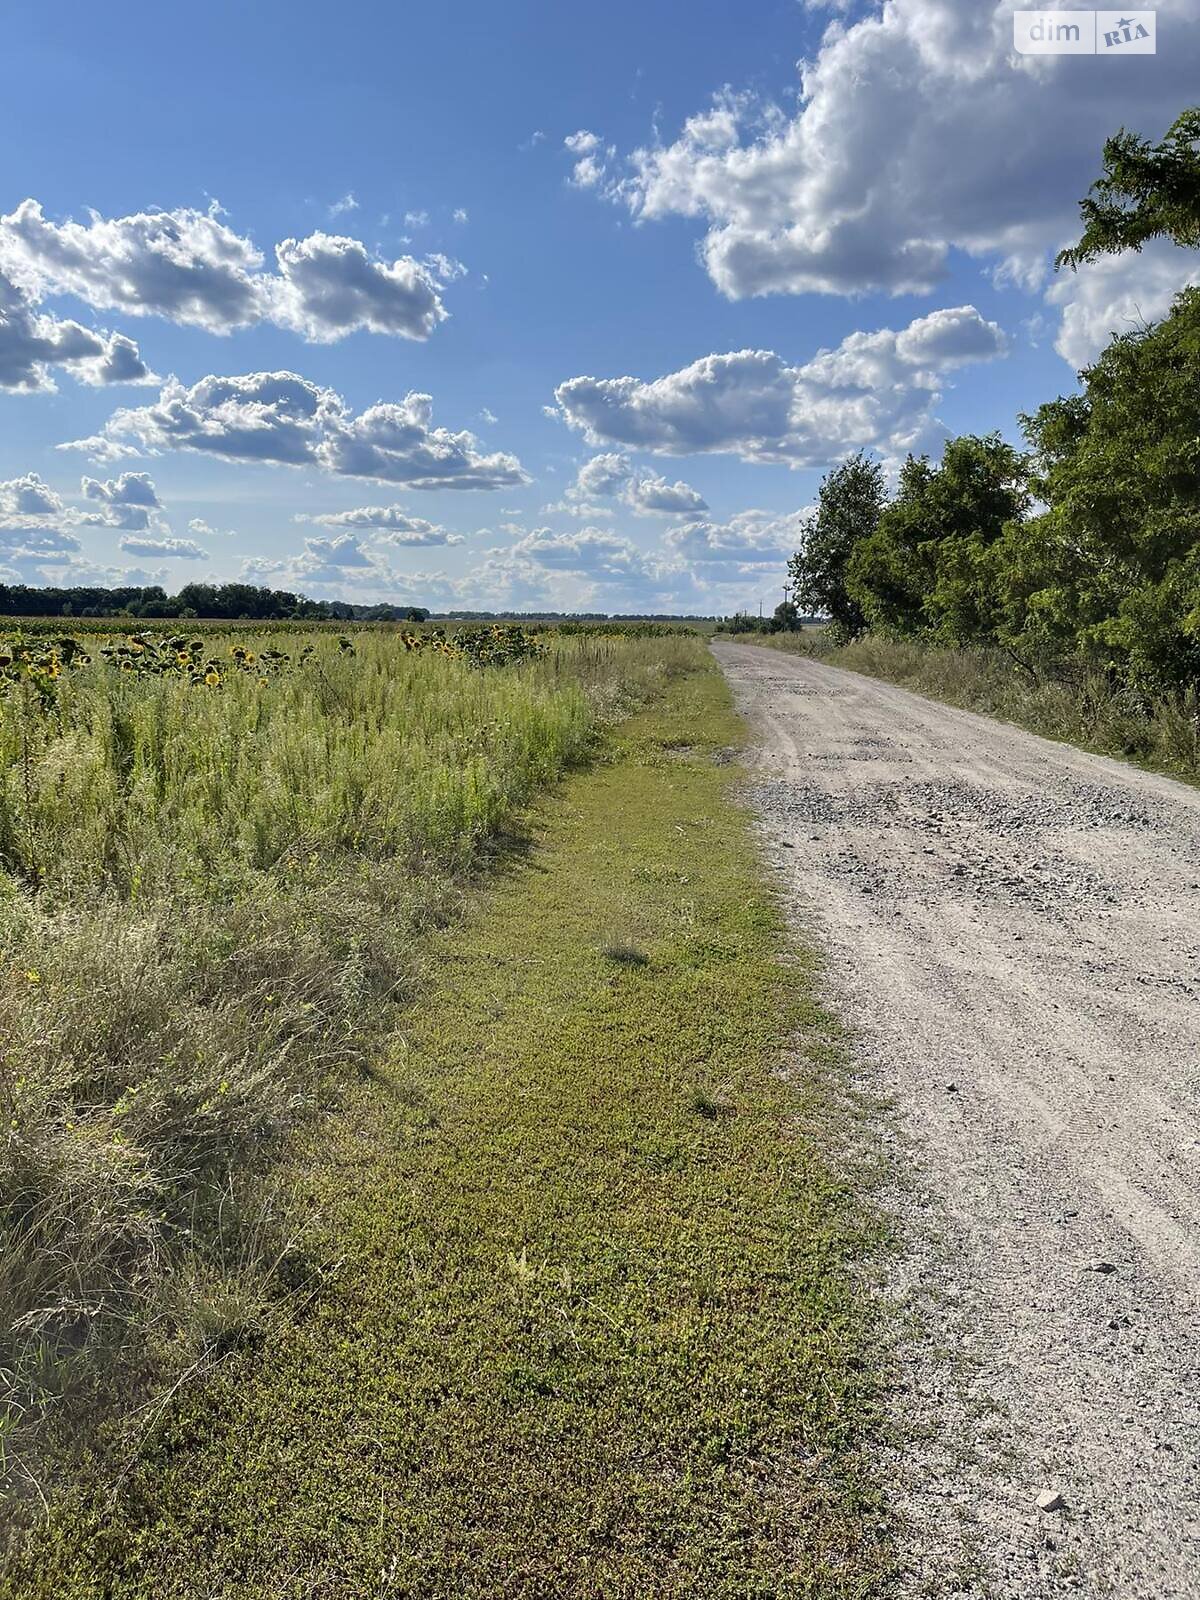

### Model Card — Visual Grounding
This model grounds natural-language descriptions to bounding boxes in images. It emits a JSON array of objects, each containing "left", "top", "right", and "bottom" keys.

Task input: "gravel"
[{"left": 714, "top": 642, "right": 1200, "bottom": 1600}]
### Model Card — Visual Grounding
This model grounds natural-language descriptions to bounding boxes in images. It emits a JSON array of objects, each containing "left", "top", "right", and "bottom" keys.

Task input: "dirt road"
[{"left": 713, "top": 641, "right": 1200, "bottom": 1600}]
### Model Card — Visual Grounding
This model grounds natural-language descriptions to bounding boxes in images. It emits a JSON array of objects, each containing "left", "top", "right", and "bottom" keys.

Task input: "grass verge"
[
  {"left": 747, "top": 631, "right": 1200, "bottom": 783},
  {"left": 1, "top": 657, "right": 890, "bottom": 1599},
  {"left": 0, "top": 631, "right": 698, "bottom": 1484}
]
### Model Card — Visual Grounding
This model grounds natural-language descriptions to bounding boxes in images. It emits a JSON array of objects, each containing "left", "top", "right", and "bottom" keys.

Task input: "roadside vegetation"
[
  {"left": 723, "top": 108, "right": 1200, "bottom": 781},
  {"left": 0, "top": 621, "right": 703, "bottom": 1501},
  {"left": 2, "top": 651, "right": 889, "bottom": 1598}
]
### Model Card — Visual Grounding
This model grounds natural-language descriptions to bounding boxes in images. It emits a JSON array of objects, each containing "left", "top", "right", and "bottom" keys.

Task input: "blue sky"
[{"left": 1, "top": 0, "right": 1196, "bottom": 614}]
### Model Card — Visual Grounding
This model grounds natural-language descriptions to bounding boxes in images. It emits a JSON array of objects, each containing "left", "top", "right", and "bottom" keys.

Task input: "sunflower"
[{"left": 204, "top": 669, "right": 222, "bottom": 687}]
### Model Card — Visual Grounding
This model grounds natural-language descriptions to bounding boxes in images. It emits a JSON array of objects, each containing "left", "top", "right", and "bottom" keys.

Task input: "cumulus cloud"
[
  {"left": 554, "top": 306, "right": 1006, "bottom": 467},
  {"left": 119, "top": 533, "right": 208, "bottom": 560},
  {"left": 0, "top": 471, "right": 82, "bottom": 568},
  {"left": 0, "top": 270, "right": 153, "bottom": 391},
  {"left": 571, "top": 0, "right": 1200, "bottom": 360},
  {"left": 562, "top": 452, "right": 709, "bottom": 516},
  {"left": 1044, "top": 240, "right": 1200, "bottom": 367},
  {"left": 299, "top": 504, "right": 464, "bottom": 545},
  {"left": 298, "top": 534, "right": 373, "bottom": 568},
  {"left": 0, "top": 199, "right": 459, "bottom": 345},
  {"left": 317, "top": 393, "right": 529, "bottom": 490},
  {"left": 625, "top": 470, "right": 708, "bottom": 515},
  {"left": 81, "top": 470, "right": 162, "bottom": 530},
  {"left": 564, "top": 129, "right": 617, "bottom": 190},
  {"left": 269, "top": 233, "right": 452, "bottom": 342},
  {"left": 663, "top": 508, "right": 806, "bottom": 565},
  {"left": 503, "top": 517, "right": 797, "bottom": 612},
  {"left": 0, "top": 472, "right": 64, "bottom": 520},
  {"left": 240, "top": 528, "right": 445, "bottom": 595},
  {"left": 64, "top": 371, "right": 529, "bottom": 491},
  {"left": 513, "top": 525, "right": 655, "bottom": 581}
]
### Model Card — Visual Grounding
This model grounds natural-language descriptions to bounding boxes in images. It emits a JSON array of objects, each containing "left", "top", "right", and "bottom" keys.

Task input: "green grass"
[
  {"left": 748, "top": 630, "right": 1200, "bottom": 784},
  {"left": 0, "top": 628, "right": 703, "bottom": 1487},
  {"left": 1, "top": 659, "right": 890, "bottom": 1599}
]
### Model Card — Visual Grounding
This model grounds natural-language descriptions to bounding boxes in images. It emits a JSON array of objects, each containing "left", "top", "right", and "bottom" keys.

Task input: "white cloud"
[
  {"left": 317, "top": 392, "right": 529, "bottom": 490},
  {"left": 625, "top": 470, "right": 708, "bottom": 515},
  {"left": 1045, "top": 240, "right": 1200, "bottom": 368},
  {"left": 64, "top": 372, "right": 529, "bottom": 491},
  {"left": 328, "top": 192, "right": 359, "bottom": 218},
  {"left": 188, "top": 517, "right": 236, "bottom": 538},
  {"left": 561, "top": 452, "right": 710, "bottom": 516},
  {"left": 0, "top": 270, "right": 153, "bottom": 391},
  {"left": 573, "top": 0, "right": 1200, "bottom": 360},
  {"left": 554, "top": 305, "right": 1006, "bottom": 468},
  {"left": 55, "top": 433, "right": 142, "bottom": 463},
  {"left": 270, "top": 233, "right": 453, "bottom": 342},
  {"left": 513, "top": 525, "right": 655, "bottom": 582},
  {"left": 663, "top": 508, "right": 806, "bottom": 565},
  {"left": 299, "top": 504, "right": 464, "bottom": 545},
  {"left": 564, "top": 129, "right": 617, "bottom": 190},
  {"left": 299, "top": 534, "right": 372, "bottom": 568},
  {"left": 0, "top": 199, "right": 458, "bottom": 345},
  {"left": 453, "top": 208, "right": 469, "bottom": 225},
  {"left": 239, "top": 527, "right": 467, "bottom": 598},
  {"left": 81, "top": 470, "right": 162, "bottom": 530},
  {"left": 119, "top": 533, "right": 208, "bottom": 560},
  {"left": 0, "top": 472, "right": 82, "bottom": 565},
  {"left": 0, "top": 472, "right": 64, "bottom": 520}
]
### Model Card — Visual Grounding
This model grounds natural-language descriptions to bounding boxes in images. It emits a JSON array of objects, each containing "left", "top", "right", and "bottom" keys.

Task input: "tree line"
[
  {"left": 0, "top": 581, "right": 430, "bottom": 623},
  {"left": 788, "top": 108, "right": 1200, "bottom": 700}
]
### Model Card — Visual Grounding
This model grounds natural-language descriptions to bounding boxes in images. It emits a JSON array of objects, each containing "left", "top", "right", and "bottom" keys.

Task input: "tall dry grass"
[{"left": 0, "top": 627, "right": 704, "bottom": 1490}]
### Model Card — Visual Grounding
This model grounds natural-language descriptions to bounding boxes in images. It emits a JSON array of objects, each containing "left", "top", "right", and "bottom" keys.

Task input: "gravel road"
[{"left": 713, "top": 641, "right": 1200, "bottom": 1600}]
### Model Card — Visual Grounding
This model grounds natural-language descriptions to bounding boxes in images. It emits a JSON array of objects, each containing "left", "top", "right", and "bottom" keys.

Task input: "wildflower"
[
  {"left": 25, "top": 970, "right": 40, "bottom": 983},
  {"left": 204, "top": 669, "right": 221, "bottom": 687}
]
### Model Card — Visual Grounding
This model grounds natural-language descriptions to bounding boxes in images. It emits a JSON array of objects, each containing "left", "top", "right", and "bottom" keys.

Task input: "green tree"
[
  {"left": 787, "top": 453, "right": 885, "bottom": 639},
  {"left": 1056, "top": 107, "right": 1200, "bottom": 269},
  {"left": 995, "top": 288, "right": 1200, "bottom": 692},
  {"left": 846, "top": 435, "right": 1028, "bottom": 644}
]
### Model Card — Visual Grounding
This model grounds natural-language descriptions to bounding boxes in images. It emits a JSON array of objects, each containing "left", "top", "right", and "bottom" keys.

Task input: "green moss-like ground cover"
[{"left": 4, "top": 658, "right": 889, "bottom": 1599}]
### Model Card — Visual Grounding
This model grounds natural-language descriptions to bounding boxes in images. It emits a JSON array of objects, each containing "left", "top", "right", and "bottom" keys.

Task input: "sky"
[{"left": 1, "top": 0, "right": 1197, "bottom": 616}]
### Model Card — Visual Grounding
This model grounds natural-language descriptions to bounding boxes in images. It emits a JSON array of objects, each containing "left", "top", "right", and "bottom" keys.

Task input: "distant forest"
[
  {"left": 0, "top": 581, "right": 430, "bottom": 623},
  {"left": 0, "top": 582, "right": 723, "bottom": 624}
]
